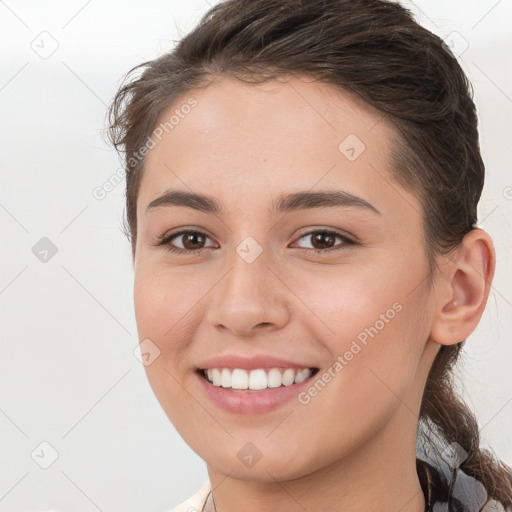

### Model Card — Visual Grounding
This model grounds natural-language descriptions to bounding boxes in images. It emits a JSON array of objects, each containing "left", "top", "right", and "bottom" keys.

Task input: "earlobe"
[{"left": 429, "top": 229, "right": 495, "bottom": 346}]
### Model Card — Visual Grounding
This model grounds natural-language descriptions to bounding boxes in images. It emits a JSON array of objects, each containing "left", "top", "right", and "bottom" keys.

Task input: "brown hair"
[{"left": 107, "top": 0, "right": 512, "bottom": 504}]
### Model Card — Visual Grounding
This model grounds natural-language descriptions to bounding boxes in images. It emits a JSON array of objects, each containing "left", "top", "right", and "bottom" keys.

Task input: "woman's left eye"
[
  {"left": 291, "top": 230, "right": 356, "bottom": 253},
  {"left": 154, "top": 229, "right": 355, "bottom": 255}
]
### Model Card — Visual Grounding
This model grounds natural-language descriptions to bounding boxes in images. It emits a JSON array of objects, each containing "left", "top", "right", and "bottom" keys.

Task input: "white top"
[{"left": 168, "top": 480, "right": 211, "bottom": 512}]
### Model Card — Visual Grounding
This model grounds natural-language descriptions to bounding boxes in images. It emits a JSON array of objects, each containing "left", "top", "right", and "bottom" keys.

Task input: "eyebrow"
[{"left": 146, "top": 189, "right": 380, "bottom": 216}]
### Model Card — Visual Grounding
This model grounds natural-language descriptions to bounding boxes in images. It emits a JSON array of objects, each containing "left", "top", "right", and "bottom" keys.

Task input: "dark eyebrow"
[
  {"left": 146, "top": 189, "right": 380, "bottom": 215},
  {"left": 270, "top": 190, "right": 380, "bottom": 215}
]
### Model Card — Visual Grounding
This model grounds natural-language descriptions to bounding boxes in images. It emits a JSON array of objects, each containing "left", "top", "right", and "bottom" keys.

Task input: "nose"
[{"left": 206, "top": 247, "right": 291, "bottom": 338}]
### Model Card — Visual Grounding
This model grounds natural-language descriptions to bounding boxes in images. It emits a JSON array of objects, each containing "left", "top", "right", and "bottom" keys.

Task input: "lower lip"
[{"left": 196, "top": 370, "right": 317, "bottom": 415}]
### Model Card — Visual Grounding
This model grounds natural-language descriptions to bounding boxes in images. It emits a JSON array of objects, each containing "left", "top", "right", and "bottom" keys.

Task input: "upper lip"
[{"left": 197, "top": 354, "right": 318, "bottom": 371}]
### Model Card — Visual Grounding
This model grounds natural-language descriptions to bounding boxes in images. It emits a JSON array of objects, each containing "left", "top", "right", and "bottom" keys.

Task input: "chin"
[{"left": 200, "top": 440, "right": 320, "bottom": 482}]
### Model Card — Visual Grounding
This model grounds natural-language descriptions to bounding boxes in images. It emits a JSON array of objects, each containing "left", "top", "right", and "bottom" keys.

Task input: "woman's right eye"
[{"left": 154, "top": 230, "right": 215, "bottom": 254}]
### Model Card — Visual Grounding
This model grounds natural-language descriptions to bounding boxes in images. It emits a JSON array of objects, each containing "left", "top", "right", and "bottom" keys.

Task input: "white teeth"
[
  {"left": 221, "top": 368, "right": 231, "bottom": 388},
  {"left": 249, "top": 369, "right": 267, "bottom": 390},
  {"left": 294, "top": 369, "right": 311, "bottom": 384},
  {"left": 231, "top": 369, "right": 248, "bottom": 389},
  {"left": 212, "top": 368, "right": 222, "bottom": 386},
  {"left": 267, "top": 368, "right": 282, "bottom": 388},
  {"left": 203, "top": 367, "right": 314, "bottom": 390},
  {"left": 281, "top": 368, "right": 296, "bottom": 386}
]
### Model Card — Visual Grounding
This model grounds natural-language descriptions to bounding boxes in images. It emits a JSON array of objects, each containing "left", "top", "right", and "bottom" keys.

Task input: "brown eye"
[
  {"left": 309, "top": 232, "right": 337, "bottom": 250},
  {"left": 178, "top": 232, "right": 207, "bottom": 250},
  {"left": 293, "top": 230, "right": 355, "bottom": 253},
  {"left": 155, "top": 230, "right": 215, "bottom": 254}
]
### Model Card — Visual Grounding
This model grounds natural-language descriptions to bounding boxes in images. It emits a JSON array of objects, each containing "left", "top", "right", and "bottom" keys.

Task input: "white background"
[{"left": 0, "top": 1, "right": 511, "bottom": 510}]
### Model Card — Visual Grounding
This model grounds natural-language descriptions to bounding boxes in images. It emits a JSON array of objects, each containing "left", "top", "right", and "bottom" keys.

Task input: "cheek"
[
  {"left": 133, "top": 266, "right": 193, "bottom": 399},
  {"left": 294, "top": 253, "right": 424, "bottom": 351},
  {"left": 133, "top": 267, "right": 198, "bottom": 430},
  {"left": 287, "top": 300, "right": 429, "bottom": 477},
  {"left": 133, "top": 262, "right": 215, "bottom": 407},
  {"left": 133, "top": 264, "right": 203, "bottom": 343},
  {"left": 293, "top": 260, "right": 430, "bottom": 421}
]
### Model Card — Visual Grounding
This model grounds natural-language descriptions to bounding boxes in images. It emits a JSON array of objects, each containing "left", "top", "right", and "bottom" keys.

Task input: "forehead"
[{"left": 138, "top": 75, "right": 410, "bottom": 217}]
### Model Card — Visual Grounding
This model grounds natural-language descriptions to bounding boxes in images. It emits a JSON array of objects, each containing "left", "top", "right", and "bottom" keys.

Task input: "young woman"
[{"left": 107, "top": 0, "right": 512, "bottom": 510}]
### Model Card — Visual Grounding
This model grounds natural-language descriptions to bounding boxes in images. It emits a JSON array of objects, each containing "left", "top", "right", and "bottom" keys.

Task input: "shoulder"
[{"left": 166, "top": 480, "right": 211, "bottom": 512}]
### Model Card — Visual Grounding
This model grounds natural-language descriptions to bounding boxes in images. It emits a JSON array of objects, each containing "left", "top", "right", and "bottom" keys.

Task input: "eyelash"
[{"left": 153, "top": 229, "right": 356, "bottom": 255}]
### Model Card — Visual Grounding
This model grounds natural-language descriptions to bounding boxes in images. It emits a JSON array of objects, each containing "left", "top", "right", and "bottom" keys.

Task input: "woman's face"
[{"left": 133, "top": 76, "right": 440, "bottom": 480}]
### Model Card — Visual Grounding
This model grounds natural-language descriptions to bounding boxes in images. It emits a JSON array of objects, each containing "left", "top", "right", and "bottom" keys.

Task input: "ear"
[{"left": 429, "top": 229, "right": 495, "bottom": 346}]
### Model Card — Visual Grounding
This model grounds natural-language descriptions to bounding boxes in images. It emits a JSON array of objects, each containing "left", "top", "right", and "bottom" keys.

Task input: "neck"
[{"left": 205, "top": 402, "right": 426, "bottom": 512}]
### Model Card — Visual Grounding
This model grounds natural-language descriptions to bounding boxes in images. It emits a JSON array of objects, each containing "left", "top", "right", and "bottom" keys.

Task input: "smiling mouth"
[{"left": 196, "top": 367, "right": 320, "bottom": 392}]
